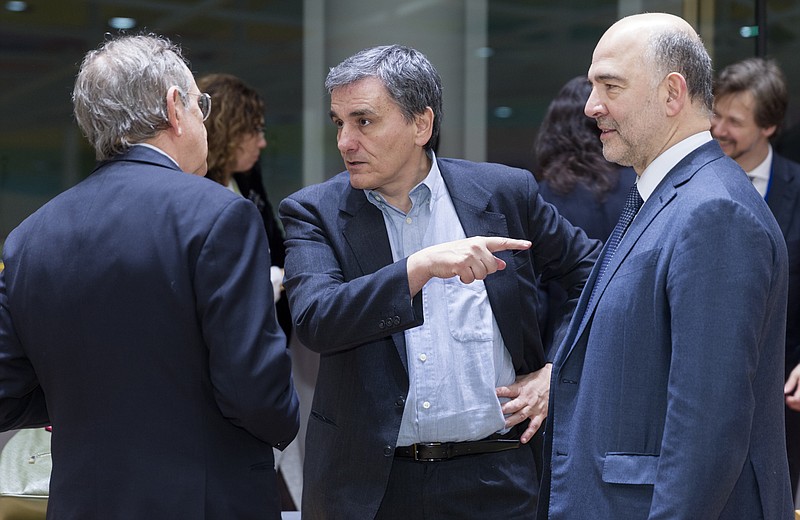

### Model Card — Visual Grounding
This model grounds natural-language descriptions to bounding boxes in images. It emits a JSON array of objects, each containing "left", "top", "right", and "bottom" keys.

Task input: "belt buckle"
[{"left": 413, "top": 442, "right": 444, "bottom": 462}]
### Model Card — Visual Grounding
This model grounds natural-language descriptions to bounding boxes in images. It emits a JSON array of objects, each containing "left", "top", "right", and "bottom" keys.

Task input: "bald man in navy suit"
[{"left": 541, "top": 14, "right": 793, "bottom": 519}]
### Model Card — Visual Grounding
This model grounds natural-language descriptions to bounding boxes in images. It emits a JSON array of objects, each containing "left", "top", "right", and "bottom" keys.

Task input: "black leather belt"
[{"left": 395, "top": 430, "right": 521, "bottom": 462}]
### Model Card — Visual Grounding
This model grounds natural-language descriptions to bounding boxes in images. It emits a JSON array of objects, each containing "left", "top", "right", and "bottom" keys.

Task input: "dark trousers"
[{"left": 374, "top": 442, "right": 539, "bottom": 520}]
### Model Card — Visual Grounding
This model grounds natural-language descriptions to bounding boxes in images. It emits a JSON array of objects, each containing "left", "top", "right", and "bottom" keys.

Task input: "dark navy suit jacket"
[
  {"left": 279, "top": 157, "right": 600, "bottom": 519},
  {"left": 0, "top": 146, "right": 299, "bottom": 519}
]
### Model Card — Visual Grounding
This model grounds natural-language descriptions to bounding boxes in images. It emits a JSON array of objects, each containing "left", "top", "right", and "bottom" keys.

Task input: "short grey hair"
[
  {"left": 72, "top": 34, "right": 194, "bottom": 160},
  {"left": 325, "top": 45, "right": 443, "bottom": 151},
  {"left": 644, "top": 28, "right": 714, "bottom": 115}
]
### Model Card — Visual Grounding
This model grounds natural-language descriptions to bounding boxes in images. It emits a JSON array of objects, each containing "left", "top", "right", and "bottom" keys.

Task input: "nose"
[
  {"left": 258, "top": 133, "right": 267, "bottom": 149},
  {"left": 337, "top": 124, "right": 357, "bottom": 154},
  {"left": 585, "top": 88, "right": 606, "bottom": 118}
]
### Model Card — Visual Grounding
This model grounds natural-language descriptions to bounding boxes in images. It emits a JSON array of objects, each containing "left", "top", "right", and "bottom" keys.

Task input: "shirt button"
[
  {"left": 405, "top": 217, "right": 412, "bottom": 224},
  {"left": 422, "top": 401, "right": 431, "bottom": 409},
  {"left": 383, "top": 445, "right": 394, "bottom": 457},
  {"left": 419, "top": 353, "right": 427, "bottom": 362}
]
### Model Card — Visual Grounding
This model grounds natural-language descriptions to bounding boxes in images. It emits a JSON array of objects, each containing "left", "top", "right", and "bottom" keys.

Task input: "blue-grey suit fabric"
[{"left": 540, "top": 141, "right": 794, "bottom": 519}]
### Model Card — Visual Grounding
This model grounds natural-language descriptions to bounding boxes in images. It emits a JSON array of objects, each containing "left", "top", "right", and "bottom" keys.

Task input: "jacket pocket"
[
  {"left": 602, "top": 452, "right": 659, "bottom": 485},
  {"left": 310, "top": 410, "right": 338, "bottom": 428}
]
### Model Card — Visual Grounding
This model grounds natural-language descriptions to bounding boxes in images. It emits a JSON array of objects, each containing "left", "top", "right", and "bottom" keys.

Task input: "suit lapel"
[
  {"left": 560, "top": 186, "right": 674, "bottom": 363},
  {"left": 340, "top": 187, "right": 394, "bottom": 275},
  {"left": 767, "top": 156, "right": 799, "bottom": 236},
  {"left": 440, "top": 164, "right": 525, "bottom": 365},
  {"left": 560, "top": 141, "right": 722, "bottom": 365},
  {"left": 340, "top": 186, "right": 410, "bottom": 371}
]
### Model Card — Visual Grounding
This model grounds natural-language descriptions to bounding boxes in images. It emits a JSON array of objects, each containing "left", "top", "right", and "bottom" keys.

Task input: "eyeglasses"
[{"left": 185, "top": 92, "right": 212, "bottom": 121}]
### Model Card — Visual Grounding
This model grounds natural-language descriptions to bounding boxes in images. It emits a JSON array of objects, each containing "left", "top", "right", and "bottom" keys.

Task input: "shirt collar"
[
  {"left": 636, "top": 131, "right": 713, "bottom": 202},
  {"left": 747, "top": 144, "right": 772, "bottom": 181},
  {"left": 366, "top": 150, "right": 441, "bottom": 214},
  {"left": 132, "top": 143, "right": 181, "bottom": 169}
]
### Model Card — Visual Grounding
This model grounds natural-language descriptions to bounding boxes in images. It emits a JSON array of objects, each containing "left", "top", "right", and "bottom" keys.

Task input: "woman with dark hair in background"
[{"left": 534, "top": 76, "right": 636, "bottom": 353}]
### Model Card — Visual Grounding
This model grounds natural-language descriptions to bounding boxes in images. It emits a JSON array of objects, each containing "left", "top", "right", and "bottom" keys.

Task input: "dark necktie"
[{"left": 582, "top": 184, "right": 644, "bottom": 323}]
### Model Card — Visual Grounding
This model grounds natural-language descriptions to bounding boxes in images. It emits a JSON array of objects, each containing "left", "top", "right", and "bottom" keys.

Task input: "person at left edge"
[
  {"left": 0, "top": 34, "right": 298, "bottom": 519},
  {"left": 279, "top": 44, "right": 600, "bottom": 519}
]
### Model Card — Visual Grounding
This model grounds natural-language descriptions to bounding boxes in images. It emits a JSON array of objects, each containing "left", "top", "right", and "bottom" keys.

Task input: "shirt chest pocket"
[{"left": 443, "top": 277, "right": 493, "bottom": 342}]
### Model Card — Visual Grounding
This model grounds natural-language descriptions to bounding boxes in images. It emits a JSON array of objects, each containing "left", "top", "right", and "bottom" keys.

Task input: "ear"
[
  {"left": 762, "top": 124, "right": 778, "bottom": 140},
  {"left": 664, "top": 72, "right": 688, "bottom": 117},
  {"left": 165, "top": 86, "right": 183, "bottom": 137},
  {"left": 413, "top": 107, "right": 434, "bottom": 147}
]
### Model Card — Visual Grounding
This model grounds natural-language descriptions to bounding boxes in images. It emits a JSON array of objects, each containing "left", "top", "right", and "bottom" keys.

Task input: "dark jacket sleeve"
[
  {"left": 194, "top": 197, "right": 299, "bottom": 449},
  {"left": 0, "top": 268, "right": 49, "bottom": 431}
]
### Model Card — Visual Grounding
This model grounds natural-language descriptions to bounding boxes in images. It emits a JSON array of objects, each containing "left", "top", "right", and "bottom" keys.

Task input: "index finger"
[{"left": 484, "top": 237, "right": 532, "bottom": 253}]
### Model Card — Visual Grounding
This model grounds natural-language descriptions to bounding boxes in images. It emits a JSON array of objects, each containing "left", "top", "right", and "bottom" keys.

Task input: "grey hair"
[
  {"left": 325, "top": 45, "right": 443, "bottom": 151},
  {"left": 72, "top": 34, "right": 193, "bottom": 160},
  {"left": 644, "top": 28, "right": 714, "bottom": 115}
]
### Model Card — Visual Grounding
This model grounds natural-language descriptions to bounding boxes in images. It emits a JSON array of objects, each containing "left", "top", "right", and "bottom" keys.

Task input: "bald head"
[
  {"left": 607, "top": 12, "right": 696, "bottom": 37},
  {"left": 599, "top": 13, "right": 713, "bottom": 113},
  {"left": 585, "top": 13, "right": 713, "bottom": 173}
]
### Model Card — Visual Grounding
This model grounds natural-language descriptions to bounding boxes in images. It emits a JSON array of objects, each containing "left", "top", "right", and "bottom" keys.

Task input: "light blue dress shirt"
[{"left": 366, "top": 153, "right": 516, "bottom": 445}]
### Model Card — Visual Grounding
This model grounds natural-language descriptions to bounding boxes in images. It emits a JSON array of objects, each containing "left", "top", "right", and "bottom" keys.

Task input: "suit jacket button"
[
  {"left": 378, "top": 320, "right": 386, "bottom": 329},
  {"left": 383, "top": 445, "right": 394, "bottom": 457},
  {"left": 392, "top": 316, "right": 401, "bottom": 325},
  {"left": 395, "top": 396, "right": 405, "bottom": 407}
]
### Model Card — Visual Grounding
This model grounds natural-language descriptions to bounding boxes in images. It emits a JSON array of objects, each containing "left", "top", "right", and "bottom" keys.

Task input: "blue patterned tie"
[{"left": 583, "top": 184, "right": 644, "bottom": 322}]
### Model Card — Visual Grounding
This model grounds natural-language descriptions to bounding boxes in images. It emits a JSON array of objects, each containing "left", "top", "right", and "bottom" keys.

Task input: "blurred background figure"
[
  {"left": 197, "top": 73, "right": 292, "bottom": 341},
  {"left": 533, "top": 76, "right": 636, "bottom": 354},
  {"left": 710, "top": 57, "right": 800, "bottom": 502}
]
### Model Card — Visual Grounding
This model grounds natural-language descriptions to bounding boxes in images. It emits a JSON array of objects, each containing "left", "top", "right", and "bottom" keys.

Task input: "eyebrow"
[
  {"left": 329, "top": 108, "right": 378, "bottom": 120},
  {"left": 592, "top": 73, "right": 627, "bottom": 84}
]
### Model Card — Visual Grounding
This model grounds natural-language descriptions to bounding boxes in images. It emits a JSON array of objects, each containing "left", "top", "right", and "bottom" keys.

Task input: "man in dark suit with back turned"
[
  {"left": 540, "top": 13, "right": 794, "bottom": 519},
  {"left": 710, "top": 57, "right": 800, "bottom": 501},
  {"left": 0, "top": 34, "right": 298, "bottom": 519},
  {"left": 279, "top": 45, "right": 600, "bottom": 519}
]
